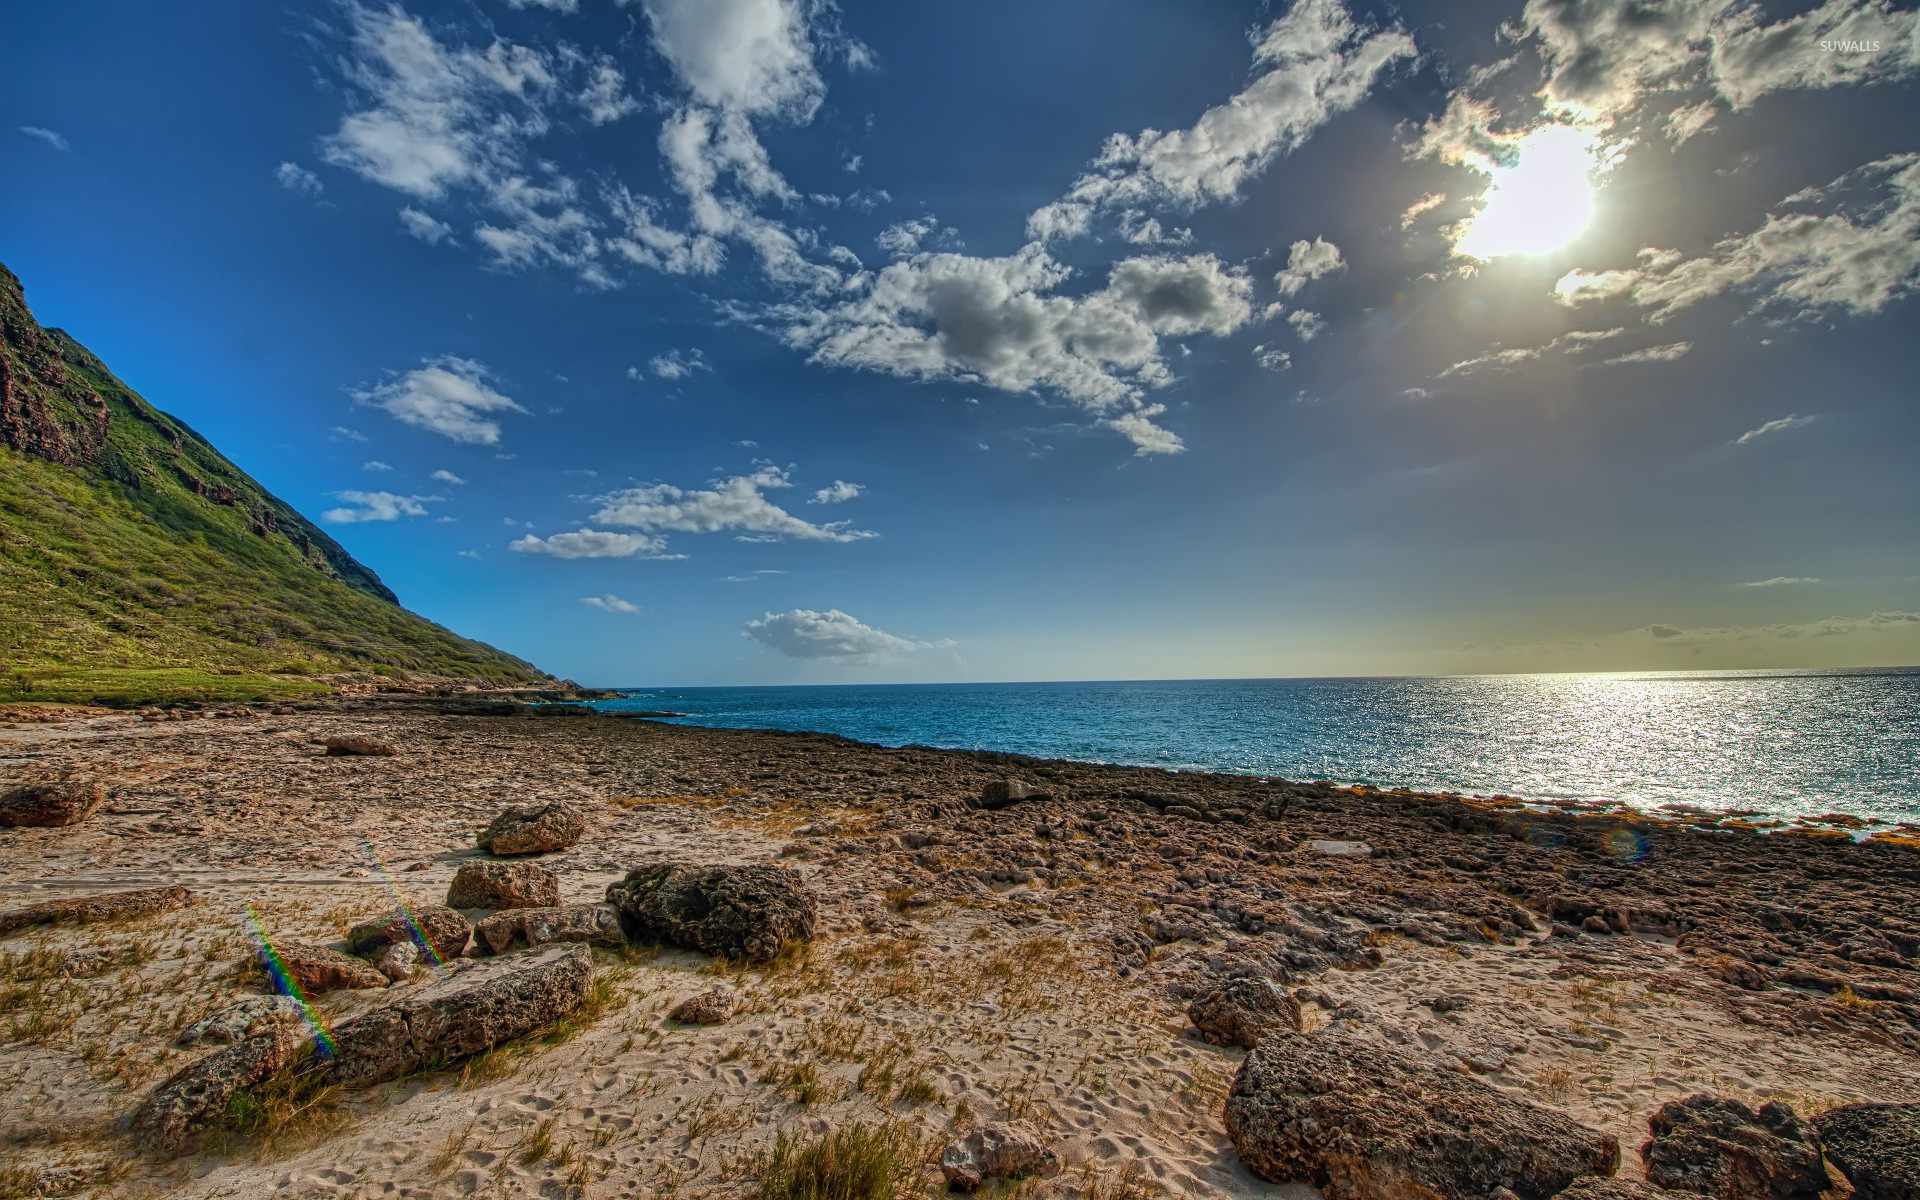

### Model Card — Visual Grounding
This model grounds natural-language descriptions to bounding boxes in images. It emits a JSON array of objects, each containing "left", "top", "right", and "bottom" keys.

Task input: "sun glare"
[{"left": 1454, "top": 125, "right": 1602, "bottom": 260}]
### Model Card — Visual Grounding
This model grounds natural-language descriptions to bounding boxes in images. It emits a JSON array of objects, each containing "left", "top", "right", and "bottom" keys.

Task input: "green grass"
[
  {"left": 0, "top": 261, "right": 550, "bottom": 698},
  {"left": 751, "top": 1122, "right": 923, "bottom": 1200}
]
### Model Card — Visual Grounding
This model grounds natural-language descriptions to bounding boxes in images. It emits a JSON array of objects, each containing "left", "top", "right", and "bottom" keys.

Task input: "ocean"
[{"left": 592, "top": 669, "right": 1920, "bottom": 827}]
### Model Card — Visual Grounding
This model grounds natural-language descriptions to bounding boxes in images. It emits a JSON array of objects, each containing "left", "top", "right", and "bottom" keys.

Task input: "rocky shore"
[{"left": 2, "top": 696, "right": 1917, "bottom": 1199}]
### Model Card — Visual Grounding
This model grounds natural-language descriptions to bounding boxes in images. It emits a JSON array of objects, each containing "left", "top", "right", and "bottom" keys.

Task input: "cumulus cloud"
[
  {"left": 1601, "top": 341, "right": 1692, "bottom": 366},
  {"left": 1254, "top": 345, "right": 1292, "bottom": 371},
  {"left": 1734, "top": 413, "right": 1815, "bottom": 444},
  {"left": 1286, "top": 310, "right": 1327, "bottom": 341},
  {"left": 1026, "top": 0, "right": 1415, "bottom": 240},
  {"left": 275, "top": 162, "right": 324, "bottom": 197},
  {"left": 510, "top": 529, "right": 669, "bottom": 558},
  {"left": 575, "top": 55, "right": 639, "bottom": 125},
  {"left": 809, "top": 480, "right": 863, "bottom": 504},
  {"left": 591, "top": 465, "right": 875, "bottom": 543},
  {"left": 399, "top": 206, "right": 454, "bottom": 244},
  {"left": 876, "top": 215, "right": 951, "bottom": 256},
  {"left": 648, "top": 348, "right": 711, "bottom": 379},
  {"left": 743, "top": 608, "right": 936, "bottom": 659},
  {"left": 321, "top": 490, "right": 438, "bottom": 523},
  {"left": 1438, "top": 328, "right": 1625, "bottom": 377},
  {"left": 1274, "top": 237, "right": 1345, "bottom": 296},
  {"left": 581, "top": 593, "right": 640, "bottom": 613},
  {"left": 778, "top": 247, "right": 1252, "bottom": 453},
  {"left": 1740, "top": 576, "right": 1821, "bottom": 587},
  {"left": 356, "top": 356, "right": 527, "bottom": 445},
  {"left": 431, "top": 469, "right": 466, "bottom": 485},
  {"left": 638, "top": 0, "right": 825, "bottom": 118},
  {"left": 18, "top": 126, "right": 68, "bottom": 151}
]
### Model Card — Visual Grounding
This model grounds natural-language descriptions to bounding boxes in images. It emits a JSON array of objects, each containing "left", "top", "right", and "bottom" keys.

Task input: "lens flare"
[
  {"left": 1454, "top": 125, "right": 1603, "bottom": 260},
  {"left": 360, "top": 837, "right": 449, "bottom": 970},
  {"left": 1605, "top": 827, "right": 1651, "bottom": 863},
  {"left": 244, "top": 903, "right": 336, "bottom": 1057}
]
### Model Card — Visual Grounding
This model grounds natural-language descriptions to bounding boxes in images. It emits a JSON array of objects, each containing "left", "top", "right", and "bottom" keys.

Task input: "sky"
[{"left": 3, "top": 0, "right": 1918, "bottom": 685}]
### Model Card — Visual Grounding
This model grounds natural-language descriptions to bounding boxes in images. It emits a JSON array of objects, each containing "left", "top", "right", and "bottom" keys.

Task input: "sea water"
[{"left": 594, "top": 669, "right": 1920, "bottom": 826}]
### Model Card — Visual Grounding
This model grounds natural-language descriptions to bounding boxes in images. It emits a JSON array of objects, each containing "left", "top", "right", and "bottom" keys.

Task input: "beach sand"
[{"left": 2, "top": 698, "right": 1917, "bottom": 1198}]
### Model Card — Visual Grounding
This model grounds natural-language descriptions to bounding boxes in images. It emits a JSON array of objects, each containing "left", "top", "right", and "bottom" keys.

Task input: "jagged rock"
[
  {"left": 323, "top": 735, "right": 395, "bottom": 757},
  {"left": 1558, "top": 1180, "right": 1694, "bottom": 1200},
  {"left": 605, "top": 862, "right": 816, "bottom": 962},
  {"left": 376, "top": 941, "right": 420, "bottom": 982},
  {"left": 974, "top": 778, "right": 1049, "bottom": 810},
  {"left": 474, "top": 903, "right": 625, "bottom": 955},
  {"left": 0, "top": 885, "right": 193, "bottom": 938},
  {"left": 1641, "top": 1095, "right": 1826, "bottom": 1200},
  {"left": 176, "top": 995, "right": 304, "bottom": 1047},
  {"left": 259, "top": 941, "right": 389, "bottom": 995},
  {"left": 668, "top": 987, "right": 737, "bottom": 1025},
  {"left": 1816, "top": 1104, "right": 1920, "bottom": 1200},
  {"left": 939, "top": 1123, "right": 1063, "bottom": 1190},
  {"left": 447, "top": 860, "right": 561, "bottom": 910},
  {"left": 1223, "top": 1027, "right": 1618, "bottom": 1200},
  {"left": 0, "top": 781, "right": 106, "bottom": 827},
  {"left": 326, "top": 943, "right": 593, "bottom": 1086},
  {"left": 345, "top": 904, "right": 471, "bottom": 961},
  {"left": 132, "top": 1026, "right": 302, "bottom": 1154},
  {"left": 477, "top": 802, "right": 585, "bottom": 856},
  {"left": 1189, "top": 978, "right": 1302, "bottom": 1048}
]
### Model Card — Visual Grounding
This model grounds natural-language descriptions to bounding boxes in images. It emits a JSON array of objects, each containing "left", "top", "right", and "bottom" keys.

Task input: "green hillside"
[{"left": 0, "top": 261, "right": 549, "bottom": 704}]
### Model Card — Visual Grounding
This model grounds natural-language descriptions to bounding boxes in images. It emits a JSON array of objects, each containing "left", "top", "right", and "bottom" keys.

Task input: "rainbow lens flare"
[{"left": 243, "top": 903, "right": 336, "bottom": 1058}]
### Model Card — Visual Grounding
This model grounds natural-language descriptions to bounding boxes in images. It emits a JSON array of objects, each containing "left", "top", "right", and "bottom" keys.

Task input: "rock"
[
  {"left": 974, "top": 778, "right": 1049, "bottom": 810},
  {"left": 1558, "top": 1181, "right": 1694, "bottom": 1200},
  {"left": 345, "top": 904, "right": 472, "bottom": 961},
  {"left": 132, "top": 1026, "right": 302, "bottom": 1153},
  {"left": 1641, "top": 1095, "right": 1826, "bottom": 1200},
  {"left": 1306, "top": 840, "right": 1373, "bottom": 857},
  {"left": 669, "top": 987, "right": 737, "bottom": 1024},
  {"left": 376, "top": 941, "right": 420, "bottom": 982},
  {"left": 938, "top": 1123, "right": 1063, "bottom": 1190},
  {"left": 477, "top": 802, "right": 586, "bottom": 856},
  {"left": 0, "top": 885, "right": 194, "bottom": 938},
  {"left": 605, "top": 862, "right": 816, "bottom": 963},
  {"left": 259, "top": 941, "right": 389, "bottom": 995},
  {"left": 474, "top": 903, "right": 625, "bottom": 955},
  {"left": 0, "top": 781, "right": 106, "bottom": 827},
  {"left": 1189, "top": 978, "right": 1302, "bottom": 1048},
  {"left": 323, "top": 735, "right": 395, "bottom": 756},
  {"left": 447, "top": 860, "right": 561, "bottom": 910},
  {"left": 1816, "top": 1104, "right": 1920, "bottom": 1200},
  {"left": 327, "top": 944, "right": 594, "bottom": 1086},
  {"left": 1223, "top": 1027, "right": 1618, "bottom": 1200},
  {"left": 176, "top": 995, "right": 304, "bottom": 1047}
]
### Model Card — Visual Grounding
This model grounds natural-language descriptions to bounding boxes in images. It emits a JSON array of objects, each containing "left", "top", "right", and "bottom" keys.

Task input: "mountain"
[{"left": 0, "top": 261, "right": 549, "bottom": 704}]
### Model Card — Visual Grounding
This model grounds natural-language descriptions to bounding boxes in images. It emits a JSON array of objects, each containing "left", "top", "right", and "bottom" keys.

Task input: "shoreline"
[{"left": 3, "top": 696, "right": 1918, "bottom": 1197}]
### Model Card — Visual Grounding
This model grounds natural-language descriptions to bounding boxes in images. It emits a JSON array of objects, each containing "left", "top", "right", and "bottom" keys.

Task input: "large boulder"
[
  {"left": 1816, "top": 1104, "right": 1920, "bottom": 1200},
  {"left": 668, "top": 987, "right": 737, "bottom": 1025},
  {"left": 259, "top": 942, "right": 388, "bottom": 995},
  {"left": 345, "top": 904, "right": 472, "bottom": 961},
  {"left": 604, "top": 862, "right": 816, "bottom": 963},
  {"left": 1641, "top": 1095, "right": 1826, "bottom": 1200},
  {"left": 447, "top": 860, "right": 561, "bottom": 910},
  {"left": 973, "top": 778, "right": 1050, "bottom": 810},
  {"left": 327, "top": 944, "right": 593, "bottom": 1086},
  {"left": 477, "top": 803, "right": 585, "bottom": 856},
  {"left": 1189, "top": 978, "right": 1301, "bottom": 1048},
  {"left": 131, "top": 1026, "right": 302, "bottom": 1154},
  {"left": 0, "top": 781, "right": 107, "bottom": 827},
  {"left": 1222, "top": 1027, "right": 1619, "bottom": 1200},
  {"left": 474, "top": 903, "right": 625, "bottom": 956},
  {"left": 0, "top": 885, "right": 193, "bottom": 938},
  {"left": 323, "top": 735, "right": 395, "bottom": 757},
  {"left": 939, "top": 1123, "right": 1063, "bottom": 1190}
]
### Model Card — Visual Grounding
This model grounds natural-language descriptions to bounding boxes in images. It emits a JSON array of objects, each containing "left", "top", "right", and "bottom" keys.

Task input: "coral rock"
[
  {"left": 477, "top": 802, "right": 585, "bottom": 856},
  {"left": 1641, "top": 1095, "right": 1827, "bottom": 1200},
  {"left": 447, "top": 859, "right": 561, "bottom": 910},
  {"left": 1189, "top": 977, "right": 1301, "bottom": 1048},
  {"left": 939, "top": 1123, "right": 1062, "bottom": 1190},
  {"left": 1816, "top": 1103, "right": 1920, "bottom": 1200},
  {"left": 0, "top": 781, "right": 106, "bottom": 827},
  {"left": 605, "top": 862, "right": 816, "bottom": 963},
  {"left": 475, "top": 903, "right": 625, "bottom": 955}
]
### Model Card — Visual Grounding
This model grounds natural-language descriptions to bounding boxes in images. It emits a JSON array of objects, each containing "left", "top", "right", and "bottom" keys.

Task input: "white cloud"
[
  {"left": 1735, "top": 413, "right": 1815, "bottom": 444},
  {"left": 744, "top": 608, "right": 936, "bottom": 659},
  {"left": 1665, "top": 100, "right": 1719, "bottom": 144},
  {"left": 1438, "top": 327, "right": 1625, "bottom": 377},
  {"left": 576, "top": 55, "right": 639, "bottom": 125},
  {"left": 356, "top": 356, "right": 527, "bottom": 445},
  {"left": 809, "top": 480, "right": 864, "bottom": 504},
  {"left": 638, "top": 0, "right": 824, "bottom": 118},
  {"left": 1740, "top": 576, "right": 1821, "bottom": 587},
  {"left": 510, "top": 529, "right": 670, "bottom": 558},
  {"left": 1254, "top": 344, "right": 1292, "bottom": 371},
  {"left": 1601, "top": 341, "right": 1692, "bottom": 366},
  {"left": 399, "top": 206, "right": 454, "bottom": 244},
  {"left": 778, "top": 247, "right": 1252, "bottom": 453},
  {"left": 581, "top": 593, "right": 641, "bottom": 613},
  {"left": 321, "top": 490, "right": 438, "bottom": 523},
  {"left": 275, "top": 162, "right": 324, "bottom": 197},
  {"left": 18, "top": 126, "right": 68, "bottom": 151},
  {"left": 362, "top": 459, "right": 393, "bottom": 471},
  {"left": 1026, "top": 0, "right": 1415, "bottom": 240},
  {"left": 1556, "top": 154, "right": 1920, "bottom": 323},
  {"left": 331, "top": 425, "right": 369, "bottom": 442},
  {"left": 507, "top": 0, "right": 580, "bottom": 10},
  {"left": 1274, "top": 237, "right": 1345, "bottom": 296},
  {"left": 1400, "top": 191, "right": 1447, "bottom": 229},
  {"left": 649, "top": 348, "right": 711, "bottom": 379},
  {"left": 1286, "top": 310, "right": 1327, "bottom": 341},
  {"left": 591, "top": 465, "right": 876, "bottom": 542},
  {"left": 876, "top": 215, "right": 950, "bottom": 256},
  {"left": 431, "top": 469, "right": 466, "bottom": 485}
]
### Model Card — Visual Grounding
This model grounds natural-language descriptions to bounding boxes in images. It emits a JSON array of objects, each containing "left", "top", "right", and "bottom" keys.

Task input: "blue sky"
[{"left": 4, "top": 0, "right": 1917, "bottom": 684}]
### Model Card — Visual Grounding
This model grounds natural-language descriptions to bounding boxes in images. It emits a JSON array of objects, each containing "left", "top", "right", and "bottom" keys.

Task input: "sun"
[{"left": 1454, "top": 125, "right": 1603, "bottom": 260}]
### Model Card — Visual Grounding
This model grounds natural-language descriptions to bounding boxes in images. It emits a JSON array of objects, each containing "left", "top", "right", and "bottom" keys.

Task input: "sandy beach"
[{"left": 3, "top": 697, "right": 1918, "bottom": 1199}]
